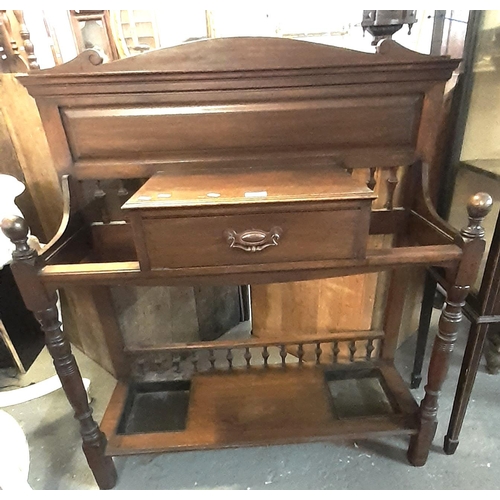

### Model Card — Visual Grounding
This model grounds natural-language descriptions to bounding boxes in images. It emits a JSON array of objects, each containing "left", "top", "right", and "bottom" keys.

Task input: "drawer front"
[{"left": 137, "top": 204, "right": 370, "bottom": 270}]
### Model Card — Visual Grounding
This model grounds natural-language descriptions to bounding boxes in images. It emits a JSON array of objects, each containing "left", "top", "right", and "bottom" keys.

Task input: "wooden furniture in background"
[
  {"left": 0, "top": 10, "right": 39, "bottom": 73},
  {"left": 411, "top": 159, "right": 500, "bottom": 455},
  {"left": 445, "top": 196, "right": 500, "bottom": 454},
  {"left": 1, "top": 37, "right": 490, "bottom": 489},
  {"left": 110, "top": 10, "right": 161, "bottom": 57},
  {"left": 410, "top": 12, "right": 500, "bottom": 456},
  {"left": 70, "top": 10, "right": 119, "bottom": 61}
]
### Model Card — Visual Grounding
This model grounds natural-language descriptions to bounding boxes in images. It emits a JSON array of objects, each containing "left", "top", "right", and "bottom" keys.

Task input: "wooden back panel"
[
  {"left": 60, "top": 95, "right": 419, "bottom": 162},
  {"left": 18, "top": 37, "right": 458, "bottom": 183}
]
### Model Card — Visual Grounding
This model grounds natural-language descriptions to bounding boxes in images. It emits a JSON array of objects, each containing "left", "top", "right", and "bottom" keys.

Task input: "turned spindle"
[
  {"left": 191, "top": 351, "right": 199, "bottom": 372},
  {"left": 384, "top": 167, "right": 399, "bottom": 210},
  {"left": 244, "top": 347, "right": 252, "bottom": 368},
  {"left": 208, "top": 349, "right": 216, "bottom": 370},
  {"left": 315, "top": 342, "right": 322, "bottom": 364},
  {"left": 366, "top": 339, "right": 375, "bottom": 361},
  {"left": 117, "top": 179, "right": 129, "bottom": 205},
  {"left": 226, "top": 348, "right": 233, "bottom": 369},
  {"left": 173, "top": 354, "right": 182, "bottom": 373},
  {"left": 262, "top": 346, "right": 269, "bottom": 367},
  {"left": 280, "top": 344, "right": 287, "bottom": 366},
  {"left": 367, "top": 167, "right": 377, "bottom": 190},
  {"left": 94, "top": 180, "right": 110, "bottom": 223},
  {"left": 13, "top": 10, "right": 39, "bottom": 70},
  {"left": 332, "top": 341, "right": 340, "bottom": 364},
  {"left": 297, "top": 343, "right": 304, "bottom": 365},
  {"left": 349, "top": 340, "right": 357, "bottom": 362}
]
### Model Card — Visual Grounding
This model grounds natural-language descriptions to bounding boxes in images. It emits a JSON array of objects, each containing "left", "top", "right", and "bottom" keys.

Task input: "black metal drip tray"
[
  {"left": 117, "top": 381, "right": 191, "bottom": 434},
  {"left": 325, "top": 368, "right": 397, "bottom": 419}
]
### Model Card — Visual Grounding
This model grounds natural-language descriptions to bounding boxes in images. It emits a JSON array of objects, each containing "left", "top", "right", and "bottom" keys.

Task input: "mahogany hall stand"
[{"left": 0, "top": 38, "right": 492, "bottom": 489}]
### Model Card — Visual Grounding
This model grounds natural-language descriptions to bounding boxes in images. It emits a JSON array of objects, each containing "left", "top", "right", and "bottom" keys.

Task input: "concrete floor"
[{"left": 1, "top": 309, "right": 500, "bottom": 490}]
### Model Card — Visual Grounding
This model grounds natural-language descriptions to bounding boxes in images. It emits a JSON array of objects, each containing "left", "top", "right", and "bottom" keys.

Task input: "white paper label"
[{"left": 244, "top": 191, "right": 268, "bottom": 198}]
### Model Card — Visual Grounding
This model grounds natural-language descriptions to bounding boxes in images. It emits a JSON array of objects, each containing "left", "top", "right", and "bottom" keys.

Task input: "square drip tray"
[
  {"left": 325, "top": 367, "right": 397, "bottom": 418},
  {"left": 117, "top": 380, "right": 191, "bottom": 434}
]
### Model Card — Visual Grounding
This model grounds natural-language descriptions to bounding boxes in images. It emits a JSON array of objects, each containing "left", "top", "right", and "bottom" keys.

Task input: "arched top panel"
[
  {"left": 19, "top": 37, "right": 459, "bottom": 94},
  {"left": 31, "top": 37, "right": 441, "bottom": 74},
  {"left": 15, "top": 36, "right": 460, "bottom": 179}
]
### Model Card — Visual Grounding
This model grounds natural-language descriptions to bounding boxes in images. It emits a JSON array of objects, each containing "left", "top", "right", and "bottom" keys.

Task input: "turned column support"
[
  {"left": 408, "top": 192, "right": 492, "bottom": 466},
  {"left": 1, "top": 215, "right": 117, "bottom": 489},
  {"left": 12, "top": 10, "right": 40, "bottom": 70}
]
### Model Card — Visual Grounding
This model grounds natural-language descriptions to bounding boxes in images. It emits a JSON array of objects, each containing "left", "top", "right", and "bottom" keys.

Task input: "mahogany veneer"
[{"left": 0, "top": 37, "right": 492, "bottom": 489}]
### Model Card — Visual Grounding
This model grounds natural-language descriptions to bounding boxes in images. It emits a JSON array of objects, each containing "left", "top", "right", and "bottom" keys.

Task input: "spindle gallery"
[{"left": 1, "top": 37, "right": 491, "bottom": 489}]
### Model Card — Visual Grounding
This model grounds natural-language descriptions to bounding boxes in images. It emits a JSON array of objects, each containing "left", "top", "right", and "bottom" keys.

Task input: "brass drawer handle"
[{"left": 224, "top": 227, "right": 282, "bottom": 252}]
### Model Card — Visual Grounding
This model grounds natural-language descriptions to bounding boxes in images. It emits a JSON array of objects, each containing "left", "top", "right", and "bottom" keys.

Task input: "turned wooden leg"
[
  {"left": 444, "top": 321, "right": 489, "bottom": 455},
  {"left": 36, "top": 303, "right": 117, "bottom": 489},
  {"left": 1, "top": 215, "right": 117, "bottom": 489},
  {"left": 408, "top": 284, "right": 468, "bottom": 466},
  {"left": 408, "top": 192, "right": 493, "bottom": 466}
]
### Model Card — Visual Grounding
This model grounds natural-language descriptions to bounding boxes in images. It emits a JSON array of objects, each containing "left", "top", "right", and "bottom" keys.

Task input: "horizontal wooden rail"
[
  {"left": 125, "top": 329, "right": 384, "bottom": 353},
  {"left": 39, "top": 244, "right": 462, "bottom": 287},
  {"left": 71, "top": 146, "right": 416, "bottom": 180}
]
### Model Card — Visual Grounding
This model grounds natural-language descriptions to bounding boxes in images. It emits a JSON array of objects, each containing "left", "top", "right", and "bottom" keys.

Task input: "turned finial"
[
  {"left": 1, "top": 215, "right": 36, "bottom": 261},
  {"left": 12, "top": 10, "right": 39, "bottom": 70},
  {"left": 461, "top": 192, "right": 493, "bottom": 240}
]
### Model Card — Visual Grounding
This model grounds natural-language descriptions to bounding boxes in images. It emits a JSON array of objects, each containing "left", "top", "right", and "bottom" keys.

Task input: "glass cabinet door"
[{"left": 447, "top": 10, "right": 500, "bottom": 292}]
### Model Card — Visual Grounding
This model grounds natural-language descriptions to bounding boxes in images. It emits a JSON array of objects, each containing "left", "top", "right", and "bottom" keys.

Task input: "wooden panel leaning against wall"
[
  {"left": 0, "top": 75, "right": 62, "bottom": 240},
  {"left": 0, "top": 10, "right": 59, "bottom": 240}
]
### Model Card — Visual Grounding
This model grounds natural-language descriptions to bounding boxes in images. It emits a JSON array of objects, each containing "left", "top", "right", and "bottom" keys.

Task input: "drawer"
[{"left": 133, "top": 202, "right": 371, "bottom": 270}]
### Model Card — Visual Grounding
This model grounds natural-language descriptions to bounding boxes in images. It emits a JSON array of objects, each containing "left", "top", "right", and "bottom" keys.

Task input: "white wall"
[
  {"left": 23, "top": 9, "right": 77, "bottom": 69},
  {"left": 22, "top": 8, "right": 442, "bottom": 69},
  {"left": 461, "top": 10, "right": 500, "bottom": 161}
]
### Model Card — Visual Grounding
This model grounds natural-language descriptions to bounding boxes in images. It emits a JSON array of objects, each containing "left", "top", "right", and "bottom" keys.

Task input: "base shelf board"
[{"left": 101, "top": 362, "right": 419, "bottom": 456}]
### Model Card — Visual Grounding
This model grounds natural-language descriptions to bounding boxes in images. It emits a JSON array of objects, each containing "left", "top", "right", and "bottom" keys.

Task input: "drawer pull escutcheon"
[{"left": 224, "top": 227, "right": 282, "bottom": 252}]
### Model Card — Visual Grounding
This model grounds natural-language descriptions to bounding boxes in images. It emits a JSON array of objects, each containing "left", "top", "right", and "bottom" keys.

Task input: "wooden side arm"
[
  {"left": 414, "top": 159, "right": 459, "bottom": 236},
  {"left": 38, "top": 175, "right": 91, "bottom": 265}
]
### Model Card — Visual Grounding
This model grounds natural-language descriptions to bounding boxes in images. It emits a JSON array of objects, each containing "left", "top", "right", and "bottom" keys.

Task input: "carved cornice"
[{"left": 17, "top": 37, "right": 460, "bottom": 98}]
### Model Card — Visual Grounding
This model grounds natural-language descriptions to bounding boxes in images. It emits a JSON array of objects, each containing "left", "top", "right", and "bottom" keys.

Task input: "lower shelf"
[{"left": 101, "top": 362, "right": 419, "bottom": 456}]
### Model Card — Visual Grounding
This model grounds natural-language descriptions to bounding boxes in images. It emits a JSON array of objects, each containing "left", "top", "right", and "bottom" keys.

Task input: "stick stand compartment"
[
  {"left": 116, "top": 381, "right": 191, "bottom": 435},
  {"left": 102, "top": 362, "right": 419, "bottom": 456}
]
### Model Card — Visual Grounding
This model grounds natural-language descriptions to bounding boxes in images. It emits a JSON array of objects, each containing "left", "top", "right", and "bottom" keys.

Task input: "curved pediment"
[{"left": 30, "top": 36, "right": 447, "bottom": 76}]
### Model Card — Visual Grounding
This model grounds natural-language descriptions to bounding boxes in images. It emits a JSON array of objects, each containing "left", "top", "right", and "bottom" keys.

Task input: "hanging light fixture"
[{"left": 361, "top": 10, "right": 417, "bottom": 46}]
